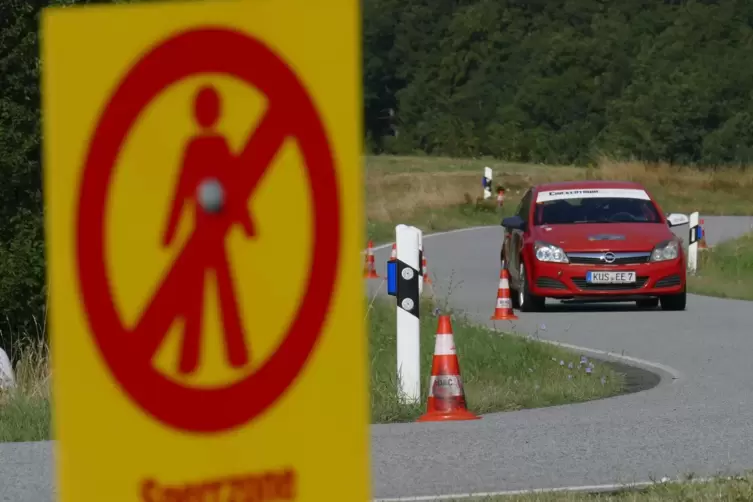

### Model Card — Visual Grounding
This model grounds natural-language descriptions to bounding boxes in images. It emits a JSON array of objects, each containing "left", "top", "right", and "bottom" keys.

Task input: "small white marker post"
[
  {"left": 0, "top": 348, "right": 16, "bottom": 391},
  {"left": 688, "top": 211, "right": 699, "bottom": 275},
  {"left": 395, "top": 224, "right": 421, "bottom": 405},
  {"left": 483, "top": 166, "right": 493, "bottom": 199}
]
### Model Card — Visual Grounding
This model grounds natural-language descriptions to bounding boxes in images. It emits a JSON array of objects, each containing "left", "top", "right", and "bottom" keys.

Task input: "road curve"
[
  {"left": 1, "top": 216, "right": 752, "bottom": 502},
  {"left": 371, "top": 215, "right": 753, "bottom": 500}
]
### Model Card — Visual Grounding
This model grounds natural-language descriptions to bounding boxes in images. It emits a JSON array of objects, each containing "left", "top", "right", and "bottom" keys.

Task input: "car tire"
[
  {"left": 506, "top": 260, "right": 521, "bottom": 309},
  {"left": 660, "top": 289, "right": 687, "bottom": 311},
  {"left": 636, "top": 298, "right": 659, "bottom": 309},
  {"left": 518, "top": 261, "right": 545, "bottom": 312}
]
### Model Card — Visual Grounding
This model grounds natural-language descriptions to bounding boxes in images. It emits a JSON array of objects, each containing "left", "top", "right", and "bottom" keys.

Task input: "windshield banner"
[{"left": 536, "top": 188, "right": 650, "bottom": 203}]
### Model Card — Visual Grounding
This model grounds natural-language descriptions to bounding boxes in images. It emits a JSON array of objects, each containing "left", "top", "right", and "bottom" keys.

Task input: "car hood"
[{"left": 532, "top": 223, "right": 676, "bottom": 252}]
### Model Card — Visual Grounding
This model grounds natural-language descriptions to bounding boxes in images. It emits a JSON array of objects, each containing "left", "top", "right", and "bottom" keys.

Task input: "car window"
[
  {"left": 517, "top": 189, "right": 532, "bottom": 221},
  {"left": 533, "top": 188, "right": 661, "bottom": 225}
]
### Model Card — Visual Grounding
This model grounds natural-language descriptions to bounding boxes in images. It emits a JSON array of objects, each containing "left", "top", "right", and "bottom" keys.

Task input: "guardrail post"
[
  {"left": 688, "top": 211, "right": 699, "bottom": 275},
  {"left": 483, "top": 166, "right": 492, "bottom": 199}
]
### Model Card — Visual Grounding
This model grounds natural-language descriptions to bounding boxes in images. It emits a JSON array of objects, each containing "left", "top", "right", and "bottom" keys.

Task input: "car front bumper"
[{"left": 528, "top": 258, "right": 686, "bottom": 299}]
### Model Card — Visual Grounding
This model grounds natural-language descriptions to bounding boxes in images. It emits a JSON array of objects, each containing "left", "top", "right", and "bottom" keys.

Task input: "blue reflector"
[
  {"left": 697, "top": 225, "right": 703, "bottom": 240},
  {"left": 387, "top": 260, "right": 397, "bottom": 296}
]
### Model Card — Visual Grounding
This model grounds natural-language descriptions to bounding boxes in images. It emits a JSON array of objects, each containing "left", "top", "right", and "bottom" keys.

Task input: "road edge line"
[
  {"left": 373, "top": 476, "right": 718, "bottom": 501},
  {"left": 536, "top": 339, "right": 684, "bottom": 383}
]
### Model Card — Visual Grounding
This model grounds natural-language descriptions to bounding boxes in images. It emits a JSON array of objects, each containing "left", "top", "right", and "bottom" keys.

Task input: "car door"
[{"left": 507, "top": 188, "right": 532, "bottom": 287}]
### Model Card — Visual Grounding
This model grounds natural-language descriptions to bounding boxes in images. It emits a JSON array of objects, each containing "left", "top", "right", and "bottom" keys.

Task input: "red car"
[{"left": 501, "top": 181, "right": 687, "bottom": 312}]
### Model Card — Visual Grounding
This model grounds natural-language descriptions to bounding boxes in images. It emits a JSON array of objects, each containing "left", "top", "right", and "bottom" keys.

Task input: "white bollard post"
[
  {"left": 688, "top": 211, "right": 699, "bottom": 275},
  {"left": 395, "top": 224, "right": 421, "bottom": 405},
  {"left": 483, "top": 166, "right": 493, "bottom": 199},
  {"left": 0, "top": 347, "right": 16, "bottom": 391}
]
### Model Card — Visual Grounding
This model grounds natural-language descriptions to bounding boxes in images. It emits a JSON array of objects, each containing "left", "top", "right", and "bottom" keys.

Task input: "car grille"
[
  {"left": 572, "top": 276, "right": 649, "bottom": 290},
  {"left": 655, "top": 275, "right": 682, "bottom": 288},
  {"left": 566, "top": 251, "right": 651, "bottom": 265},
  {"left": 536, "top": 277, "right": 568, "bottom": 290}
]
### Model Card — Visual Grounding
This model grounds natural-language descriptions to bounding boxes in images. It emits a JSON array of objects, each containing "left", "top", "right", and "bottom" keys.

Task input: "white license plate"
[{"left": 586, "top": 271, "right": 636, "bottom": 284}]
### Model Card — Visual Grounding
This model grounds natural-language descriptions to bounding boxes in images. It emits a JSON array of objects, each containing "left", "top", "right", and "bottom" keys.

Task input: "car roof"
[{"left": 533, "top": 180, "right": 648, "bottom": 192}]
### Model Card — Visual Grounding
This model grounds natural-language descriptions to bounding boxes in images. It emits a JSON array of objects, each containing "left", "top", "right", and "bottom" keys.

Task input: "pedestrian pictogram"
[
  {"left": 42, "top": 1, "right": 369, "bottom": 501},
  {"left": 77, "top": 26, "right": 342, "bottom": 434},
  {"left": 165, "top": 86, "right": 253, "bottom": 375}
]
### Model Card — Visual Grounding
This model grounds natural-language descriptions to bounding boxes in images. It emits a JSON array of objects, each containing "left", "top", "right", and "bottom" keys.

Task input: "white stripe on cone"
[
  {"left": 433, "top": 334, "right": 456, "bottom": 356},
  {"left": 499, "top": 277, "right": 509, "bottom": 288}
]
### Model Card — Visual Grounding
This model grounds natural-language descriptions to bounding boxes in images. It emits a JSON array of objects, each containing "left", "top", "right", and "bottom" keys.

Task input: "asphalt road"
[{"left": 1, "top": 215, "right": 752, "bottom": 502}]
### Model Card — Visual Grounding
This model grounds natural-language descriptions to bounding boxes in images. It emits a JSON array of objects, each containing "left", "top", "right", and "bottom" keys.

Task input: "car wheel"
[
  {"left": 660, "top": 289, "right": 687, "bottom": 311},
  {"left": 505, "top": 260, "right": 521, "bottom": 309},
  {"left": 519, "top": 262, "right": 545, "bottom": 312},
  {"left": 636, "top": 298, "right": 659, "bottom": 309}
]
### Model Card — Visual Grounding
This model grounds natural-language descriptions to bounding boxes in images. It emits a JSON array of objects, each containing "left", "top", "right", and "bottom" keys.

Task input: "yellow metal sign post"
[{"left": 41, "top": 0, "right": 367, "bottom": 499}]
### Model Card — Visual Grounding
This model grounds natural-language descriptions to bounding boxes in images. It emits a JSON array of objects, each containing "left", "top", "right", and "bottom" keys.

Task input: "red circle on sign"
[{"left": 76, "top": 27, "right": 341, "bottom": 433}]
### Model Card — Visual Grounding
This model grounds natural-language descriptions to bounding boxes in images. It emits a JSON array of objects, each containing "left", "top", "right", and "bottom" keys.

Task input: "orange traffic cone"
[
  {"left": 422, "top": 255, "right": 432, "bottom": 284},
  {"left": 389, "top": 243, "right": 397, "bottom": 262},
  {"left": 417, "top": 316, "right": 480, "bottom": 422},
  {"left": 490, "top": 268, "right": 518, "bottom": 320},
  {"left": 363, "top": 240, "right": 380, "bottom": 278}
]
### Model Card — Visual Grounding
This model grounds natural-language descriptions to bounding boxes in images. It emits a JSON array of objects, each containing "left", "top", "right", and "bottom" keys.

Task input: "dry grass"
[
  {"left": 0, "top": 336, "right": 51, "bottom": 442},
  {"left": 688, "top": 231, "right": 753, "bottom": 301},
  {"left": 365, "top": 155, "right": 753, "bottom": 243}
]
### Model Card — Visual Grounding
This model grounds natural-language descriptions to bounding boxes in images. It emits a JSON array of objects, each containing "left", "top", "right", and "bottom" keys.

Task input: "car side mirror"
[
  {"left": 502, "top": 215, "right": 526, "bottom": 231},
  {"left": 666, "top": 213, "right": 689, "bottom": 228}
]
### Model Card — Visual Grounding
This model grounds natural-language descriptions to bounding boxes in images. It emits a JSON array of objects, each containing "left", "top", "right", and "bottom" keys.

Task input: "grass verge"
[
  {"left": 0, "top": 339, "right": 51, "bottom": 442},
  {"left": 688, "top": 231, "right": 753, "bottom": 301},
  {"left": 450, "top": 473, "right": 753, "bottom": 501},
  {"left": 0, "top": 295, "right": 625, "bottom": 439},
  {"left": 368, "top": 296, "right": 625, "bottom": 424},
  {"left": 365, "top": 154, "right": 753, "bottom": 244}
]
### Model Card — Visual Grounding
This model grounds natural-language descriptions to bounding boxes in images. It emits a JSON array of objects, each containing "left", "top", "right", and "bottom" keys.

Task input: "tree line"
[
  {"left": 365, "top": 0, "right": 753, "bottom": 166},
  {"left": 1, "top": 0, "right": 752, "bottom": 344}
]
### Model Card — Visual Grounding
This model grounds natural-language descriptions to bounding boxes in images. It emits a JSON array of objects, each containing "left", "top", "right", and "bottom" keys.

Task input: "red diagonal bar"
[
  {"left": 237, "top": 105, "right": 290, "bottom": 199},
  {"left": 132, "top": 235, "right": 200, "bottom": 360}
]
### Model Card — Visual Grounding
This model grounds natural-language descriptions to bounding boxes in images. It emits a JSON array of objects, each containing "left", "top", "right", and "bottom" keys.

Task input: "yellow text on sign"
[{"left": 41, "top": 0, "right": 367, "bottom": 500}]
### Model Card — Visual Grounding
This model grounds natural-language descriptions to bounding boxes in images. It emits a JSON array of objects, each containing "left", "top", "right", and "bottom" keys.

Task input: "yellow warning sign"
[{"left": 41, "top": 0, "right": 367, "bottom": 499}]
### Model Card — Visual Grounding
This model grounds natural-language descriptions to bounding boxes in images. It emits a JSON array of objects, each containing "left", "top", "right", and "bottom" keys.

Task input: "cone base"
[
  {"left": 491, "top": 311, "right": 518, "bottom": 320},
  {"left": 416, "top": 408, "right": 481, "bottom": 422}
]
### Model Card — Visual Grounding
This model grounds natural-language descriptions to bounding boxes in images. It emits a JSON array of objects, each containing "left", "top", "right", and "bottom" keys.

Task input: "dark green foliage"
[
  {"left": 0, "top": 0, "right": 157, "bottom": 351},
  {"left": 0, "top": 0, "right": 47, "bottom": 346},
  {"left": 364, "top": 0, "right": 753, "bottom": 166}
]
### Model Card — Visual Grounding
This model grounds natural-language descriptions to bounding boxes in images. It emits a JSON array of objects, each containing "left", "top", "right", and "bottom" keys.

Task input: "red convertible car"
[{"left": 500, "top": 181, "right": 687, "bottom": 312}]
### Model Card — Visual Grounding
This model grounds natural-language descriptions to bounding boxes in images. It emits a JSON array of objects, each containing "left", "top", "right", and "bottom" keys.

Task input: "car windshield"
[{"left": 534, "top": 195, "right": 661, "bottom": 225}]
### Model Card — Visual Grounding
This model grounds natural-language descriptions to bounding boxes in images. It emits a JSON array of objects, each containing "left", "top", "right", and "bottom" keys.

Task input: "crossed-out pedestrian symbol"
[
  {"left": 159, "top": 84, "right": 268, "bottom": 375},
  {"left": 76, "top": 27, "right": 341, "bottom": 433}
]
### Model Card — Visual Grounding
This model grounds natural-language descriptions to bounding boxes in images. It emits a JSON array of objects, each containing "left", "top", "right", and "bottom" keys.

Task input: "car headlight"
[
  {"left": 650, "top": 239, "right": 679, "bottom": 262},
  {"left": 534, "top": 241, "right": 569, "bottom": 263}
]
